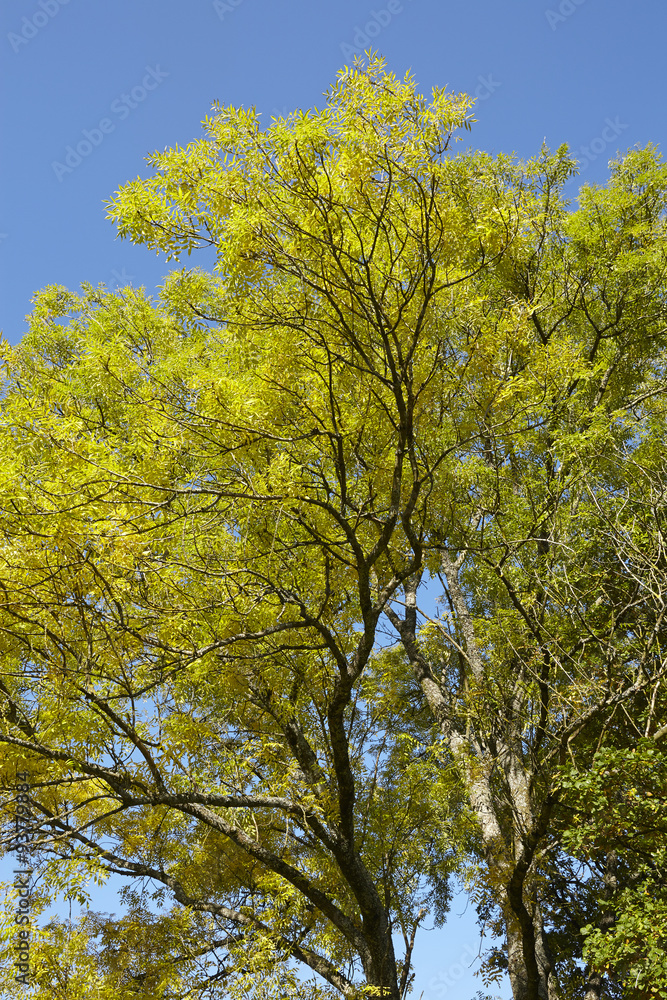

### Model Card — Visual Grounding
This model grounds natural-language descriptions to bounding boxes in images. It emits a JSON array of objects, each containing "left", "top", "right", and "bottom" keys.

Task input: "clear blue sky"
[{"left": 0, "top": 0, "right": 664, "bottom": 996}]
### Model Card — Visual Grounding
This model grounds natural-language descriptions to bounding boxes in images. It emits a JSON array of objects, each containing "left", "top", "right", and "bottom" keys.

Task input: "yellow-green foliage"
[{"left": 2, "top": 54, "right": 667, "bottom": 1000}]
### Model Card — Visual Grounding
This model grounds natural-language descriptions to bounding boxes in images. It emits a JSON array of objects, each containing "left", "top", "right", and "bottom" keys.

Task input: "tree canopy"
[{"left": 1, "top": 55, "right": 667, "bottom": 1000}]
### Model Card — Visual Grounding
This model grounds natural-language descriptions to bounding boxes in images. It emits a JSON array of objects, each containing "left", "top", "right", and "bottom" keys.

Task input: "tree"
[{"left": 1, "top": 54, "right": 667, "bottom": 1000}]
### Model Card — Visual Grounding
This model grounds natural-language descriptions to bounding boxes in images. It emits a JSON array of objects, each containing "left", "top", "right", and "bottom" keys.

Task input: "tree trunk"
[
  {"left": 583, "top": 849, "right": 617, "bottom": 1000},
  {"left": 584, "top": 970, "right": 604, "bottom": 1000},
  {"left": 505, "top": 901, "right": 556, "bottom": 1000}
]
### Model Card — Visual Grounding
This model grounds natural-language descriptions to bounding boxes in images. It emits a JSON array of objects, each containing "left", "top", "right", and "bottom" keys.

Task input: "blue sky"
[
  {"left": 1, "top": 0, "right": 665, "bottom": 347},
  {"left": 0, "top": 0, "right": 665, "bottom": 997}
]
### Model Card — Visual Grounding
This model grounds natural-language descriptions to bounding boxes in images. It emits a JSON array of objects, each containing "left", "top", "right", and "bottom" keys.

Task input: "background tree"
[
  {"left": 381, "top": 144, "right": 667, "bottom": 999},
  {"left": 1, "top": 55, "right": 667, "bottom": 1000}
]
